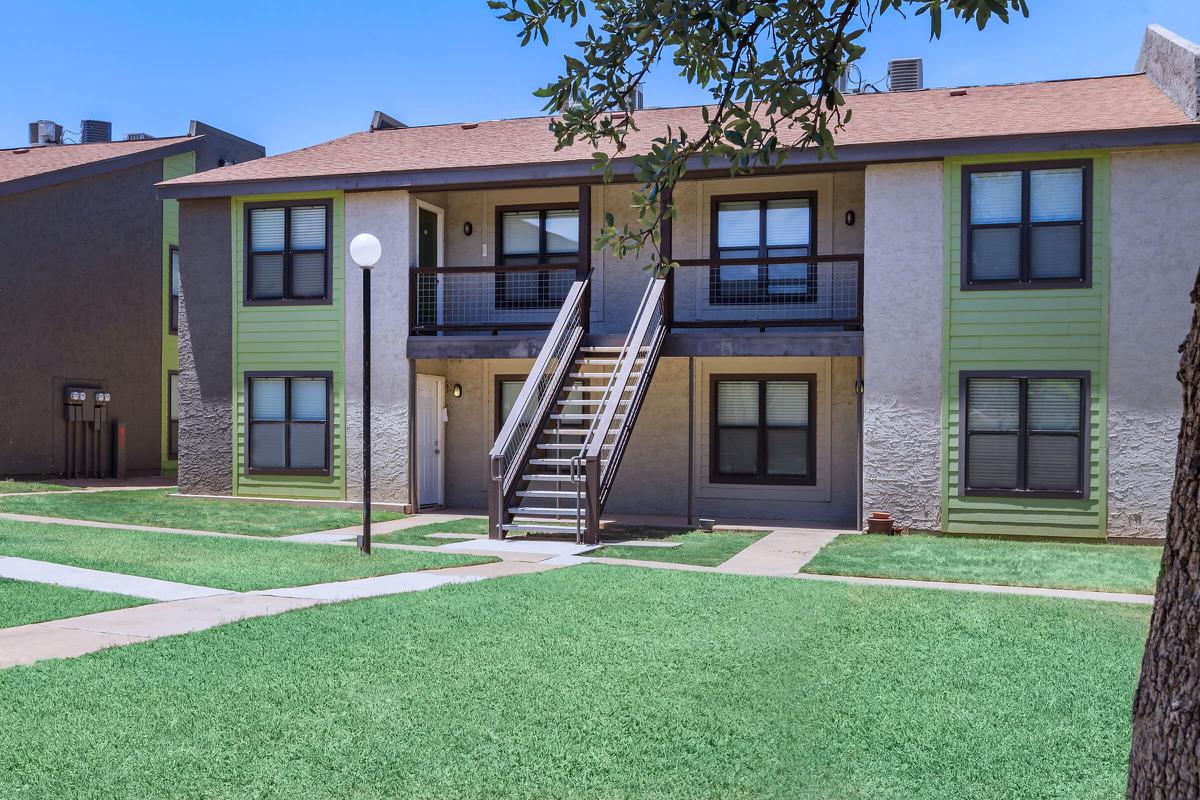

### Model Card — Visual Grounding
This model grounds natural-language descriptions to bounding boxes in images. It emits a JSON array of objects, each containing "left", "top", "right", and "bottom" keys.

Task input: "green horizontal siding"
[
  {"left": 231, "top": 192, "right": 346, "bottom": 500},
  {"left": 941, "top": 151, "right": 1110, "bottom": 538}
]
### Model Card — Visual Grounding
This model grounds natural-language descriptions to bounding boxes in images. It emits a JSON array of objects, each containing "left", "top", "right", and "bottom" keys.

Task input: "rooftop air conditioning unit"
[
  {"left": 125, "top": 132, "right": 153, "bottom": 141},
  {"left": 888, "top": 58, "right": 924, "bottom": 92},
  {"left": 28, "top": 120, "right": 63, "bottom": 145}
]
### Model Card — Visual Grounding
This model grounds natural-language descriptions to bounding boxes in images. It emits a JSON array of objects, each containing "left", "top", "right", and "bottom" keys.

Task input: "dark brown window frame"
[
  {"left": 959, "top": 369, "right": 1090, "bottom": 499},
  {"left": 961, "top": 160, "right": 1093, "bottom": 291},
  {"left": 168, "top": 245, "right": 180, "bottom": 334},
  {"left": 243, "top": 199, "right": 334, "bottom": 306},
  {"left": 495, "top": 202, "right": 579, "bottom": 310},
  {"left": 709, "top": 373, "right": 817, "bottom": 486},
  {"left": 244, "top": 370, "right": 334, "bottom": 477},
  {"left": 167, "top": 369, "right": 179, "bottom": 461},
  {"left": 493, "top": 374, "right": 528, "bottom": 437},
  {"left": 709, "top": 190, "right": 819, "bottom": 305}
]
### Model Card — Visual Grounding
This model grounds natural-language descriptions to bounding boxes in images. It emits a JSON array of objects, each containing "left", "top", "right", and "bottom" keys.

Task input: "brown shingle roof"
[
  {"left": 0, "top": 136, "right": 191, "bottom": 186},
  {"left": 160, "top": 74, "right": 1197, "bottom": 194}
]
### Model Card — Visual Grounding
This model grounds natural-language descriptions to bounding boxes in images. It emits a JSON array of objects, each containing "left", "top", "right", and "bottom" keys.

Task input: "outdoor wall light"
[
  {"left": 845, "top": 210, "right": 856, "bottom": 226},
  {"left": 463, "top": 221, "right": 473, "bottom": 237},
  {"left": 452, "top": 384, "right": 463, "bottom": 398}
]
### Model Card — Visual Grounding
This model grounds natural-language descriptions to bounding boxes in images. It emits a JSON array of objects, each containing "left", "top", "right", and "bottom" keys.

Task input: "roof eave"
[
  {"left": 0, "top": 137, "right": 200, "bottom": 199},
  {"left": 155, "top": 124, "right": 1200, "bottom": 200}
]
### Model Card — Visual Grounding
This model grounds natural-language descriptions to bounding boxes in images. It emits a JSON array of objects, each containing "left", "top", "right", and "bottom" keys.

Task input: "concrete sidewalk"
[{"left": 0, "top": 556, "right": 229, "bottom": 601}]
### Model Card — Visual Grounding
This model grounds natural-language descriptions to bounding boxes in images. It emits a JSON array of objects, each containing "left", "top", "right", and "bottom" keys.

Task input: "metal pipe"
[{"left": 360, "top": 268, "right": 373, "bottom": 555}]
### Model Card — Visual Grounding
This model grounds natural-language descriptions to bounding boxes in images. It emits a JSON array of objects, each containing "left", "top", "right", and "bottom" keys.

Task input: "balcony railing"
[
  {"left": 409, "top": 254, "right": 863, "bottom": 334},
  {"left": 409, "top": 263, "right": 583, "bottom": 335},
  {"left": 667, "top": 254, "right": 863, "bottom": 329}
]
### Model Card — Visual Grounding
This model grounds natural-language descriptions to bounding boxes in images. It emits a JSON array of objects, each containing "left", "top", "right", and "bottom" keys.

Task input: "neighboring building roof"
[
  {"left": 0, "top": 136, "right": 197, "bottom": 198},
  {"left": 159, "top": 73, "right": 1200, "bottom": 199}
]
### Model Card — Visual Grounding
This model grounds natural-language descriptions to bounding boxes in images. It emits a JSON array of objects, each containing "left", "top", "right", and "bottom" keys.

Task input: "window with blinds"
[
  {"left": 246, "top": 203, "right": 331, "bottom": 303},
  {"left": 964, "top": 162, "right": 1089, "bottom": 288},
  {"left": 496, "top": 206, "right": 578, "bottom": 309},
  {"left": 169, "top": 246, "right": 181, "bottom": 333},
  {"left": 712, "top": 196, "right": 814, "bottom": 304},
  {"left": 167, "top": 371, "right": 180, "bottom": 460},
  {"left": 712, "top": 376, "right": 814, "bottom": 484},
  {"left": 963, "top": 373, "right": 1086, "bottom": 496},
  {"left": 247, "top": 374, "right": 330, "bottom": 472}
]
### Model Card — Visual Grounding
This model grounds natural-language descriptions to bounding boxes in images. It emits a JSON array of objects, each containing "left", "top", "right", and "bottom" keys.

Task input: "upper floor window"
[
  {"left": 496, "top": 206, "right": 578, "bottom": 309},
  {"left": 246, "top": 374, "right": 330, "bottom": 473},
  {"left": 246, "top": 202, "right": 331, "bottom": 303},
  {"left": 168, "top": 246, "right": 180, "bottom": 333},
  {"left": 711, "top": 195, "right": 814, "bottom": 305},
  {"left": 962, "top": 372, "right": 1087, "bottom": 497},
  {"left": 712, "top": 376, "right": 815, "bottom": 485},
  {"left": 963, "top": 162, "right": 1090, "bottom": 290}
]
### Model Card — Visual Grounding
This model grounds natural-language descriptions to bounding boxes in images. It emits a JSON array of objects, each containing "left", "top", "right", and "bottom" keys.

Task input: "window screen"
[
  {"left": 713, "top": 377, "right": 813, "bottom": 484},
  {"left": 247, "top": 204, "right": 330, "bottom": 302},
  {"left": 712, "top": 197, "right": 813, "bottom": 304},
  {"left": 247, "top": 375, "right": 329, "bottom": 472},
  {"left": 963, "top": 374, "right": 1085, "bottom": 495},
  {"left": 965, "top": 164, "right": 1087, "bottom": 287},
  {"left": 497, "top": 207, "right": 578, "bottom": 309}
]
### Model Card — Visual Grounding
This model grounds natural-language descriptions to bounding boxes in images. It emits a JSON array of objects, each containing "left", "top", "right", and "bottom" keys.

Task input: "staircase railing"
[
  {"left": 487, "top": 278, "right": 589, "bottom": 539},
  {"left": 572, "top": 276, "right": 668, "bottom": 543}
]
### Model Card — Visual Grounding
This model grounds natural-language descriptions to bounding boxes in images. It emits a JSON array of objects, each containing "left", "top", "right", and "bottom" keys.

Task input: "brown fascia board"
[
  {"left": 155, "top": 123, "right": 1200, "bottom": 200},
  {"left": 0, "top": 137, "right": 200, "bottom": 199}
]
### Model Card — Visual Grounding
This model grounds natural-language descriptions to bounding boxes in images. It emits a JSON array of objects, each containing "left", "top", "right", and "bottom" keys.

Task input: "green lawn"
[
  {"left": 590, "top": 527, "right": 766, "bottom": 567},
  {"left": 0, "top": 565, "right": 1146, "bottom": 799},
  {"left": 0, "top": 480, "right": 70, "bottom": 494},
  {"left": 0, "top": 520, "right": 493, "bottom": 592},
  {"left": 0, "top": 488, "right": 403, "bottom": 536},
  {"left": 0, "top": 579, "right": 148, "bottom": 629},
  {"left": 373, "top": 517, "right": 487, "bottom": 546},
  {"left": 802, "top": 533, "right": 1163, "bottom": 594}
]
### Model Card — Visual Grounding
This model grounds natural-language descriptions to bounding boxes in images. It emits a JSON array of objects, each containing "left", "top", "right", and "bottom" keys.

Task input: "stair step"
[
  {"left": 577, "top": 358, "right": 619, "bottom": 366},
  {"left": 517, "top": 489, "right": 583, "bottom": 498},
  {"left": 529, "top": 458, "right": 574, "bottom": 466},
  {"left": 557, "top": 399, "right": 602, "bottom": 406},
  {"left": 536, "top": 442, "right": 612, "bottom": 450},
  {"left": 570, "top": 371, "right": 642, "bottom": 379},
  {"left": 580, "top": 346, "right": 623, "bottom": 353},
  {"left": 522, "top": 473, "right": 582, "bottom": 482},
  {"left": 540, "top": 429, "right": 589, "bottom": 436},
  {"left": 509, "top": 506, "right": 582, "bottom": 517},
  {"left": 551, "top": 413, "right": 625, "bottom": 421},
  {"left": 501, "top": 523, "right": 579, "bottom": 534},
  {"left": 563, "top": 385, "right": 635, "bottom": 393}
]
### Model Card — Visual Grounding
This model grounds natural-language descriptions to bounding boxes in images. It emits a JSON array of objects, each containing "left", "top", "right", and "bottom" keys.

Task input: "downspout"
[
  {"left": 855, "top": 356, "right": 864, "bottom": 532},
  {"left": 687, "top": 356, "right": 695, "bottom": 527}
]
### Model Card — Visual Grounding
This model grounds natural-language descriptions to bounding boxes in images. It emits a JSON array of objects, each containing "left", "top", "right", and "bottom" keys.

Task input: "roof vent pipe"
[
  {"left": 80, "top": 119, "right": 112, "bottom": 144},
  {"left": 887, "top": 58, "right": 924, "bottom": 91}
]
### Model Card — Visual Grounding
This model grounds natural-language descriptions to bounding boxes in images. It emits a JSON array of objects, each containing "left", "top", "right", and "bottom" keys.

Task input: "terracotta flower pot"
[{"left": 866, "top": 512, "right": 895, "bottom": 534}]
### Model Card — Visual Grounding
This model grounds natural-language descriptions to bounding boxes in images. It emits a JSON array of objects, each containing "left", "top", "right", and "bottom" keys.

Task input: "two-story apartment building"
[
  {"left": 0, "top": 121, "right": 264, "bottom": 479},
  {"left": 160, "top": 25, "right": 1200, "bottom": 542}
]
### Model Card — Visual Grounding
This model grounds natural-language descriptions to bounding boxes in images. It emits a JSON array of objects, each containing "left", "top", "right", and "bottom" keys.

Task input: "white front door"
[{"left": 416, "top": 374, "right": 445, "bottom": 507}]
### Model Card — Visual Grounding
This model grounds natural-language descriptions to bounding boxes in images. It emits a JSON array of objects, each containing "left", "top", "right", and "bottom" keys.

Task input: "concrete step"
[{"left": 501, "top": 523, "right": 578, "bottom": 535}]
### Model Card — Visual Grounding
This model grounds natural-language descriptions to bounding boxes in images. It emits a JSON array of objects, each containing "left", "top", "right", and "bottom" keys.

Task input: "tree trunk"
[{"left": 1127, "top": 267, "right": 1200, "bottom": 799}]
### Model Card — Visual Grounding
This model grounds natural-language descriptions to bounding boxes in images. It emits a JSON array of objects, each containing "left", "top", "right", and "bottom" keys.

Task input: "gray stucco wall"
[
  {"left": 0, "top": 161, "right": 164, "bottom": 476},
  {"left": 862, "top": 162, "right": 944, "bottom": 530},
  {"left": 1107, "top": 146, "right": 1200, "bottom": 538},
  {"left": 344, "top": 191, "right": 411, "bottom": 503},
  {"left": 177, "top": 197, "right": 234, "bottom": 494},
  {"left": 1137, "top": 25, "right": 1200, "bottom": 121}
]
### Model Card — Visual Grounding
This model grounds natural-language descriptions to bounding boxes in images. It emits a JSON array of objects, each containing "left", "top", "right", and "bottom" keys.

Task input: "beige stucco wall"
[
  {"left": 1107, "top": 145, "right": 1200, "bottom": 538},
  {"left": 428, "top": 355, "right": 858, "bottom": 524},
  {"left": 344, "top": 190, "right": 412, "bottom": 503},
  {"left": 861, "top": 162, "right": 944, "bottom": 530}
]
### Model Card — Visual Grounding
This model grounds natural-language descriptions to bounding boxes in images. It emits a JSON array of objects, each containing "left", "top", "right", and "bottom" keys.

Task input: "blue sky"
[{"left": 2, "top": 1, "right": 1198, "bottom": 154}]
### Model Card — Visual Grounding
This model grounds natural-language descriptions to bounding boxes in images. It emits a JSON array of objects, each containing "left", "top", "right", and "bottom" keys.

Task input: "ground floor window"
[
  {"left": 167, "top": 371, "right": 179, "bottom": 460},
  {"left": 961, "top": 372, "right": 1087, "bottom": 497},
  {"left": 496, "top": 377, "right": 526, "bottom": 435},
  {"left": 246, "top": 373, "right": 330, "bottom": 473},
  {"left": 711, "top": 375, "right": 815, "bottom": 485}
]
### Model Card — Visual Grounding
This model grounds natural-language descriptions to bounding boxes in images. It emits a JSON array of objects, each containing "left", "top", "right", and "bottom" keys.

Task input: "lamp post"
[{"left": 350, "top": 233, "right": 382, "bottom": 554}]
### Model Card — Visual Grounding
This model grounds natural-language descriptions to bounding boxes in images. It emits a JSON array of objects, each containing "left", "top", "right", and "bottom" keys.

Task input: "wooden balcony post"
[{"left": 578, "top": 184, "right": 592, "bottom": 333}]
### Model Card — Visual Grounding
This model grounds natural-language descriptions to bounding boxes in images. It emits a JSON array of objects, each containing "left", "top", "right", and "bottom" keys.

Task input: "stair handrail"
[
  {"left": 488, "top": 277, "right": 589, "bottom": 538},
  {"left": 571, "top": 276, "right": 668, "bottom": 540}
]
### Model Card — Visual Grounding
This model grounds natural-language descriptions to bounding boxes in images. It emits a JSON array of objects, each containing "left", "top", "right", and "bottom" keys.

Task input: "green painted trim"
[
  {"left": 160, "top": 152, "right": 194, "bottom": 472},
  {"left": 230, "top": 191, "right": 346, "bottom": 500},
  {"left": 941, "top": 150, "right": 1110, "bottom": 539}
]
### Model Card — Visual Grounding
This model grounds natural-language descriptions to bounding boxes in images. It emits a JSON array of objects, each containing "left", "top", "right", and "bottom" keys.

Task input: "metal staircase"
[{"left": 488, "top": 276, "right": 668, "bottom": 543}]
